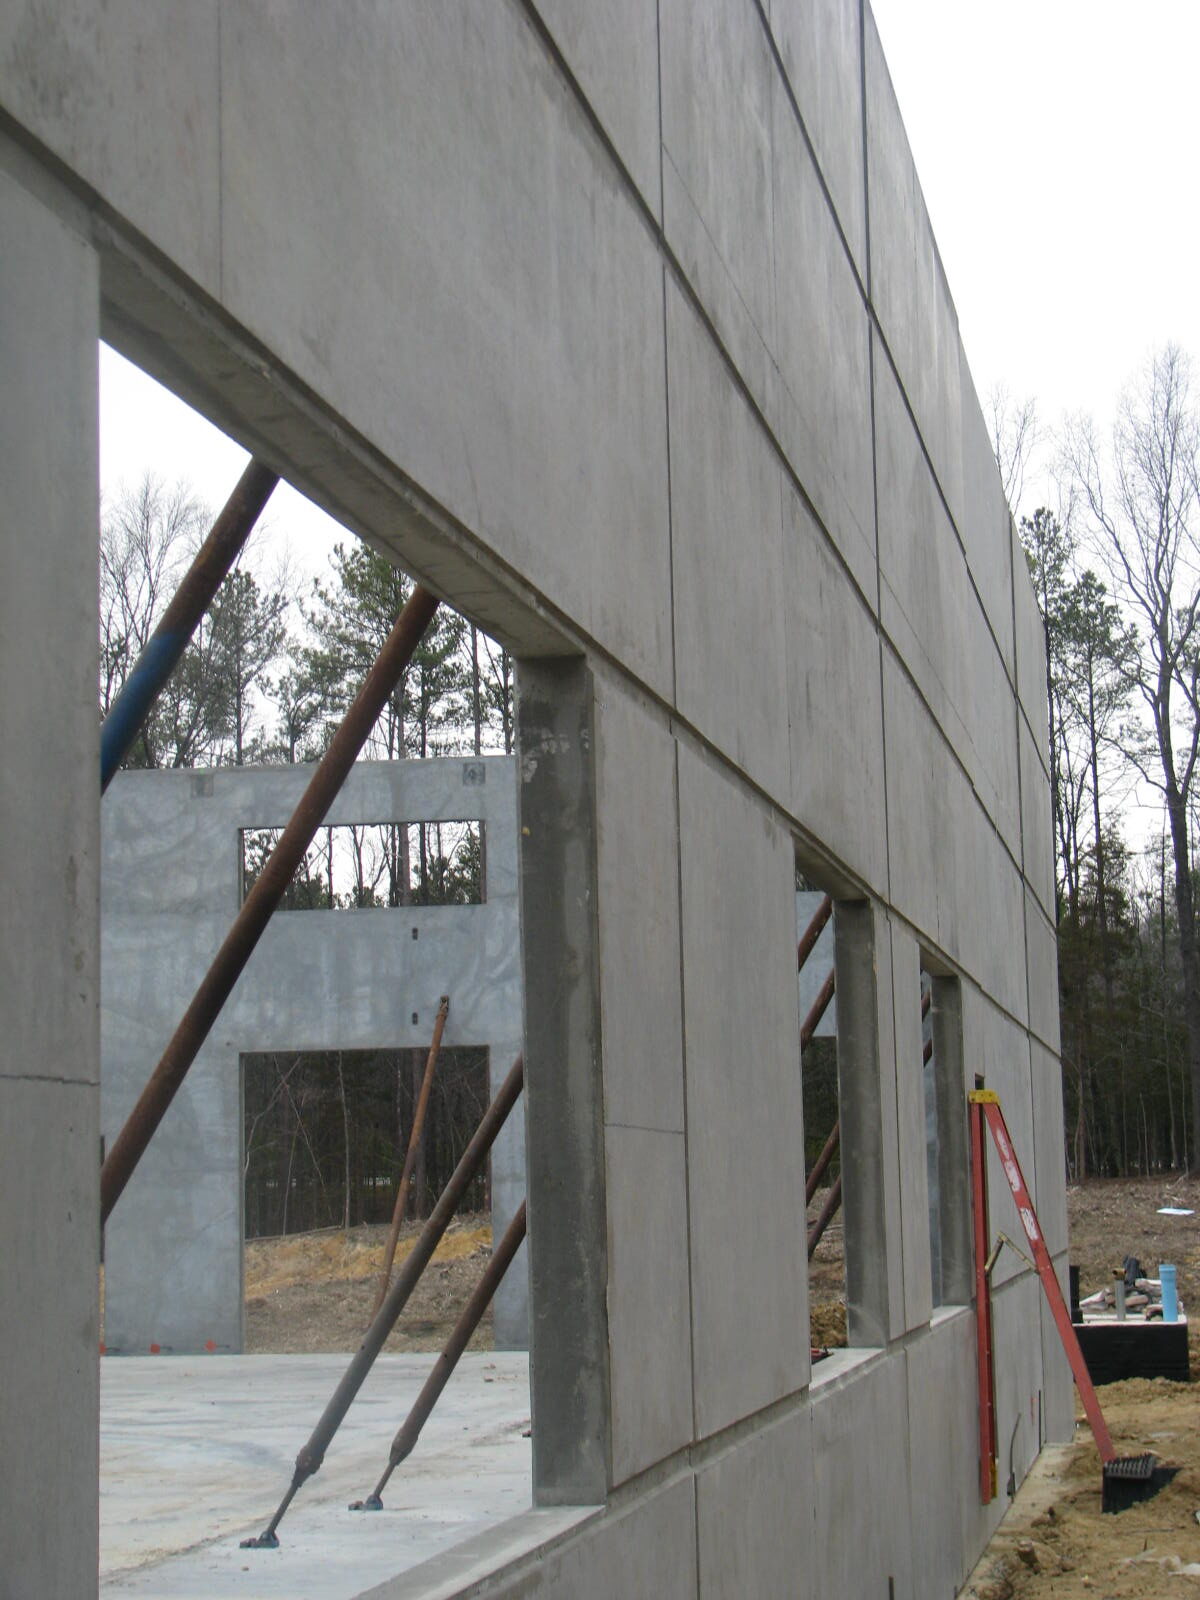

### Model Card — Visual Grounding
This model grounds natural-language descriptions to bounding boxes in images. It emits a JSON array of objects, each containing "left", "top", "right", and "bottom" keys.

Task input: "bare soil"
[
  {"left": 244, "top": 1213, "right": 495, "bottom": 1353},
  {"left": 963, "top": 1174, "right": 1200, "bottom": 1598}
]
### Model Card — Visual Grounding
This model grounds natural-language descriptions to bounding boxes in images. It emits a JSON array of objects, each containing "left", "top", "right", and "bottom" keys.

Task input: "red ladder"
[{"left": 969, "top": 1089, "right": 1117, "bottom": 1504}]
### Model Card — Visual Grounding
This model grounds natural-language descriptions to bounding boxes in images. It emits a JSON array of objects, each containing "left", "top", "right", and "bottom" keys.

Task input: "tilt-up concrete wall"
[
  {"left": 0, "top": 3, "right": 1067, "bottom": 1597},
  {"left": 101, "top": 757, "right": 526, "bottom": 1354}
]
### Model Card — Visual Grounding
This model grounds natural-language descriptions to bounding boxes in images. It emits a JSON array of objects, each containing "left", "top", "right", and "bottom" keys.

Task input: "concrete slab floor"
[{"left": 100, "top": 1353, "right": 531, "bottom": 1598}]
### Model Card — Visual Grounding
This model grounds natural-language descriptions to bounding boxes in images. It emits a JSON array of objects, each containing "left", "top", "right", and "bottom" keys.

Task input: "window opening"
[
  {"left": 921, "top": 964, "right": 971, "bottom": 1307},
  {"left": 241, "top": 818, "right": 484, "bottom": 908},
  {"left": 797, "top": 867, "right": 846, "bottom": 1355}
]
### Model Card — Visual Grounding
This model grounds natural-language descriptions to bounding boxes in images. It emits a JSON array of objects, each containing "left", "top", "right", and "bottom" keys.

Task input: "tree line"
[{"left": 1002, "top": 347, "right": 1200, "bottom": 1176}]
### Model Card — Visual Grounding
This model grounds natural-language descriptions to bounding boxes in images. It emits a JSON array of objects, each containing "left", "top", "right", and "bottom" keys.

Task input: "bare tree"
[
  {"left": 99, "top": 475, "right": 208, "bottom": 721},
  {"left": 989, "top": 383, "right": 1043, "bottom": 513},
  {"left": 1065, "top": 346, "right": 1200, "bottom": 1168}
]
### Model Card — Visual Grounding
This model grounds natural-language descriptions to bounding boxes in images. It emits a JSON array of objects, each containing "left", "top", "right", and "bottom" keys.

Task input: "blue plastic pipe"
[{"left": 100, "top": 459, "right": 279, "bottom": 791}]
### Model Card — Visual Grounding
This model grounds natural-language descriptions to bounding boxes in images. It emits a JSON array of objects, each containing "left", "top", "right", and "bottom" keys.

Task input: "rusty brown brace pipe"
[
  {"left": 101, "top": 584, "right": 441, "bottom": 1223},
  {"left": 372, "top": 994, "right": 451, "bottom": 1315},
  {"left": 352, "top": 1198, "right": 529, "bottom": 1510},
  {"left": 803, "top": 982, "right": 935, "bottom": 1205},
  {"left": 796, "top": 893, "right": 832, "bottom": 971},
  {"left": 243, "top": 1054, "right": 524, "bottom": 1549}
]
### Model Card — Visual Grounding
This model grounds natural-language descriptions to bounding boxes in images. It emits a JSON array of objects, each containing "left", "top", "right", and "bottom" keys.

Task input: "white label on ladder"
[{"left": 1020, "top": 1206, "right": 1041, "bottom": 1244}]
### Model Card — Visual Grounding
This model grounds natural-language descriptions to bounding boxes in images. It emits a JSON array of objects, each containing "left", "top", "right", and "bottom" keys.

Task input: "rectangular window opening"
[
  {"left": 920, "top": 962, "right": 971, "bottom": 1308},
  {"left": 796, "top": 866, "right": 847, "bottom": 1357},
  {"left": 242, "top": 1045, "right": 492, "bottom": 1338},
  {"left": 240, "top": 818, "right": 485, "bottom": 909}
]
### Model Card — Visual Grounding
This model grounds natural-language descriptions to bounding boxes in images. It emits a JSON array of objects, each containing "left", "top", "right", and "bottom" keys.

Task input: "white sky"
[{"left": 869, "top": 0, "right": 1200, "bottom": 483}]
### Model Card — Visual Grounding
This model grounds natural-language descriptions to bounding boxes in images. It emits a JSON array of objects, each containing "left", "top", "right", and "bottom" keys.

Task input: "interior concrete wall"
[
  {"left": 0, "top": 2, "right": 1069, "bottom": 1595},
  {"left": 101, "top": 758, "right": 525, "bottom": 1353}
]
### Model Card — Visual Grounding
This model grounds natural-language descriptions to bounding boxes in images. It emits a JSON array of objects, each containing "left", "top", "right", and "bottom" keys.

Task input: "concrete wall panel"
[
  {"left": 991, "top": 1273, "right": 1048, "bottom": 1499},
  {"left": 678, "top": 749, "right": 807, "bottom": 1437},
  {"left": 863, "top": 12, "right": 964, "bottom": 537},
  {"left": 1013, "top": 522, "right": 1051, "bottom": 757},
  {"left": 483, "top": 1478, "right": 697, "bottom": 1599},
  {"left": 783, "top": 486, "right": 887, "bottom": 891},
  {"left": 594, "top": 680, "right": 685, "bottom": 1133},
  {"left": 1040, "top": 1253, "right": 1076, "bottom": 1444},
  {"left": 1, "top": 1080, "right": 100, "bottom": 1595},
  {"left": 767, "top": 0, "right": 866, "bottom": 275},
  {"left": 0, "top": 3, "right": 220, "bottom": 294},
  {"left": 875, "top": 352, "right": 1019, "bottom": 856},
  {"left": 220, "top": 4, "right": 674, "bottom": 698},
  {"left": 605, "top": 1126, "right": 693, "bottom": 1485},
  {"left": 0, "top": 170, "right": 99, "bottom": 1600},
  {"left": 770, "top": 92, "right": 875, "bottom": 601},
  {"left": 1025, "top": 891, "right": 1061, "bottom": 1052},
  {"left": 811, "top": 1357, "right": 914, "bottom": 1597},
  {"left": 959, "top": 348, "right": 1017, "bottom": 675},
  {"left": 1020, "top": 718, "right": 1056, "bottom": 919},
  {"left": 1030, "top": 1041, "right": 1068, "bottom": 1258},
  {"left": 906, "top": 1311, "right": 980, "bottom": 1599},
  {"left": 891, "top": 923, "right": 933, "bottom": 1332},
  {"left": 532, "top": 0, "right": 662, "bottom": 215},
  {"left": 660, "top": 0, "right": 777, "bottom": 419},
  {"left": 667, "top": 283, "right": 789, "bottom": 796},
  {"left": 695, "top": 1408, "right": 817, "bottom": 1600}
]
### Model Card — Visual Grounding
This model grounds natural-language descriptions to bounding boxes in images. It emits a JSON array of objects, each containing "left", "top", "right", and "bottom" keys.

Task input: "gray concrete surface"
[
  {"left": 102, "top": 759, "right": 525, "bottom": 1353},
  {"left": 1, "top": 2, "right": 1070, "bottom": 1594},
  {"left": 0, "top": 168, "right": 101, "bottom": 1599},
  {"left": 100, "top": 1354, "right": 536, "bottom": 1599}
]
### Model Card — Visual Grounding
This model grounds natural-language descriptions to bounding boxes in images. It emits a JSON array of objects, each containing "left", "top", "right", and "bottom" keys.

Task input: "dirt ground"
[
  {"left": 961, "top": 1174, "right": 1200, "bottom": 1599},
  {"left": 243, "top": 1213, "right": 496, "bottom": 1353}
]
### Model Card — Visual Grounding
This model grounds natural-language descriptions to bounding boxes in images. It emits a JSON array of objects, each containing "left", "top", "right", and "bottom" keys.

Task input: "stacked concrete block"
[{"left": 1, "top": 0, "right": 1068, "bottom": 1594}]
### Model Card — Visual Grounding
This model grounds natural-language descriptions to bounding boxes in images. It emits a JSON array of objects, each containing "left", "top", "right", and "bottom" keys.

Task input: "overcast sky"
[
  {"left": 103, "top": 3, "right": 1200, "bottom": 544},
  {"left": 869, "top": 0, "right": 1200, "bottom": 457}
]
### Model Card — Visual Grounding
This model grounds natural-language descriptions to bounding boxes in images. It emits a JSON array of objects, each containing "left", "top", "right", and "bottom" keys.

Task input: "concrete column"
[
  {"left": 834, "top": 900, "right": 900, "bottom": 1348},
  {"left": 0, "top": 169, "right": 100, "bottom": 1598},
  {"left": 516, "top": 658, "right": 610, "bottom": 1506}
]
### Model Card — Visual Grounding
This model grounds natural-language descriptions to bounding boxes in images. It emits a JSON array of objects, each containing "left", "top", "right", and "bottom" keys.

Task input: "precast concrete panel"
[
  {"left": 0, "top": 169, "right": 100, "bottom": 1600},
  {"left": 875, "top": 351, "right": 1020, "bottom": 856},
  {"left": 810, "top": 1355, "right": 915, "bottom": 1597},
  {"left": 770, "top": 85, "right": 877, "bottom": 606},
  {"left": 219, "top": 4, "right": 675, "bottom": 700},
  {"left": 0, "top": 3, "right": 221, "bottom": 295},
  {"left": 678, "top": 746, "right": 808, "bottom": 1437},
  {"left": 783, "top": 485, "right": 889, "bottom": 891},
  {"left": 101, "top": 758, "right": 525, "bottom": 1353},
  {"left": 1020, "top": 718, "right": 1057, "bottom": 920},
  {"left": 660, "top": 0, "right": 779, "bottom": 422},
  {"left": 767, "top": 0, "right": 867, "bottom": 276},
  {"left": 593, "top": 677, "right": 686, "bottom": 1134},
  {"left": 531, "top": 0, "right": 663, "bottom": 216},
  {"left": 694, "top": 1407, "right": 818, "bottom": 1600},
  {"left": 959, "top": 345, "right": 1018, "bottom": 675},
  {"left": 1013, "top": 521, "right": 1053, "bottom": 757},
  {"left": 666, "top": 281, "right": 790, "bottom": 797},
  {"left": 1030, "top": 1040, "right": 1069, "bottom": 1259},
  {"left": 1025, "top": 890, "right": 1061, "bottom": 1052},
  {"left": 863, "top": 39, "right": 966, "bottom": 553},
  {"left": 603, "top": 1124, "right": 694, "bottom": 1485},
  {"left": 480, "top": 1477, "right": 698, "bottom": 1600},
  {"left": 890, "top": 923, "right": 935, "bottom": 1333},
  {"left": 905, "top": 1311, "right": 981, "bottom": 1600}
]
